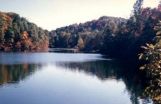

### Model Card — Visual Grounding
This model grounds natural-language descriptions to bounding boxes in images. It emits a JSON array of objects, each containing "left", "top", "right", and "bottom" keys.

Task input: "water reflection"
[
  {"left": 0, "top": 53, "right": 154, "bottom": 104},
  {"left": 0, "top": 64, "right": 40, "bottom": 85},
  {"left": 56, "top": 61, "right": 152, "bottom": 104}
]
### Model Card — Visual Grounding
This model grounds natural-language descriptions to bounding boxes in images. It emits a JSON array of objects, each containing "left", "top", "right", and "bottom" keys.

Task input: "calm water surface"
[{"left": 0, "top": 53, "right": 152, "bottom": 104}]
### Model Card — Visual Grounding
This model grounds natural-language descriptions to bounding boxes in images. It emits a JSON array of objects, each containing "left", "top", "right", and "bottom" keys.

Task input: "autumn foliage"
[{"left": 0, "top": 12, "right": 49, "bottom": 52}]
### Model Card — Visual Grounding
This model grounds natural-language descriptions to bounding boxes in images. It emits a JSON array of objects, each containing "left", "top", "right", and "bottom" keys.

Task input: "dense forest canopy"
[
  {"left": 0, "top": 12, "right": 49, "bottom": 52},
  {"left": 49, "top": 2, "right": 161, "bottom": 60},
  {"left": 49, "top": 16, "right": 126, "bottom": 52}
]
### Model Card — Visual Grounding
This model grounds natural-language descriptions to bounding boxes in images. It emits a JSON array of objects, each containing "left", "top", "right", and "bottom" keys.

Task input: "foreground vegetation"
[{"left": 139, "top": 21, "right": 161, "bottom": 103}]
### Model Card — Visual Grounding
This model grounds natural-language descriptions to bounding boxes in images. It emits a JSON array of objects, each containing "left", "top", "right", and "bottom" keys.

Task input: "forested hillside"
[
  {"left": 49, "top": 4, "right": 161, "bottom": 60},
  {"left": 102, "top": 6, "right": 161, "bottom": 60},
  {"left": 49, "top": 16, "right": 126, "bottom": 52},
  {"left": 0, "top": 12, "right": 49, "bottom": 52}
]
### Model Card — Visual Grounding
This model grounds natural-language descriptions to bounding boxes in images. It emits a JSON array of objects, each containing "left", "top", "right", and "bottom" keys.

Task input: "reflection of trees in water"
[
  {"left": 56, "top": 60, "right": 152, "bottom": 104},
  {"left": 0, "top": 60, "right": 157, "bottom": 104},
  {"left": 0, "top": 64, "right": 40, "bottom": 85}
]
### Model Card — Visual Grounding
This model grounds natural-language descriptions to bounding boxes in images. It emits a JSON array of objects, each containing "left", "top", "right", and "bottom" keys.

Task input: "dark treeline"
[
  {"left": 102, "top": 6, "right": 161, "bottom": 60},
  {"left": 49, "top": 5, "right": 161, "bottom": 61},
  {"left": 0, "top": 12, "right": 49, "bottom": 52},
  {"left": 49, "top": 16, "right": 126, "bottom": 53}
]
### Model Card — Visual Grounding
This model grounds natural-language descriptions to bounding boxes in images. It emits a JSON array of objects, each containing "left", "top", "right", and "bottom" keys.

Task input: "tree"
[
  {"left": 0, "top": 12, "right": 49, "bottom": 52},
  {"left": 133, "top": 0, "right": 144, "bottom": 16},
  {"left": 77, "top": 36, "right": 84, "bottom": 50}
]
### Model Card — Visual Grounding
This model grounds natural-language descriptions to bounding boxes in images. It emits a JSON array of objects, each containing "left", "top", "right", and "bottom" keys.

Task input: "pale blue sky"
[{"left": 0, "top": 0, "right": 159, "bottom": 30}]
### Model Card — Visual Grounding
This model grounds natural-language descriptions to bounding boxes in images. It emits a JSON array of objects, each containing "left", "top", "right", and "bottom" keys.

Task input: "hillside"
[
  {"left": 0, "top": 12, "right": 49, "bottom": 52},
  {"left": 49, "top": 6, "right": 161, "bottom": 60},
  {"left": 49, "top": 16, "right": 126, "bottom": 52}
]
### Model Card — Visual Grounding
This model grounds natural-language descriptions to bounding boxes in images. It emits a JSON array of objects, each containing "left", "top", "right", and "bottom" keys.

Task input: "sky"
[{"left": 0, "top": 0, "right": 159, "bottom": 30}]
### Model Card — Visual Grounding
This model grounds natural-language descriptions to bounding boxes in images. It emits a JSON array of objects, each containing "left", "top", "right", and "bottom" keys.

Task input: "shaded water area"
[{"left": 0, "top": 53, "right": 153, "bottom": 104}]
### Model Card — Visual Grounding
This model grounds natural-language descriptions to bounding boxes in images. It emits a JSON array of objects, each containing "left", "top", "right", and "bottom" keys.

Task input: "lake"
[{"left": 0, "top": 53, "right": 152, "bottom": 104}]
